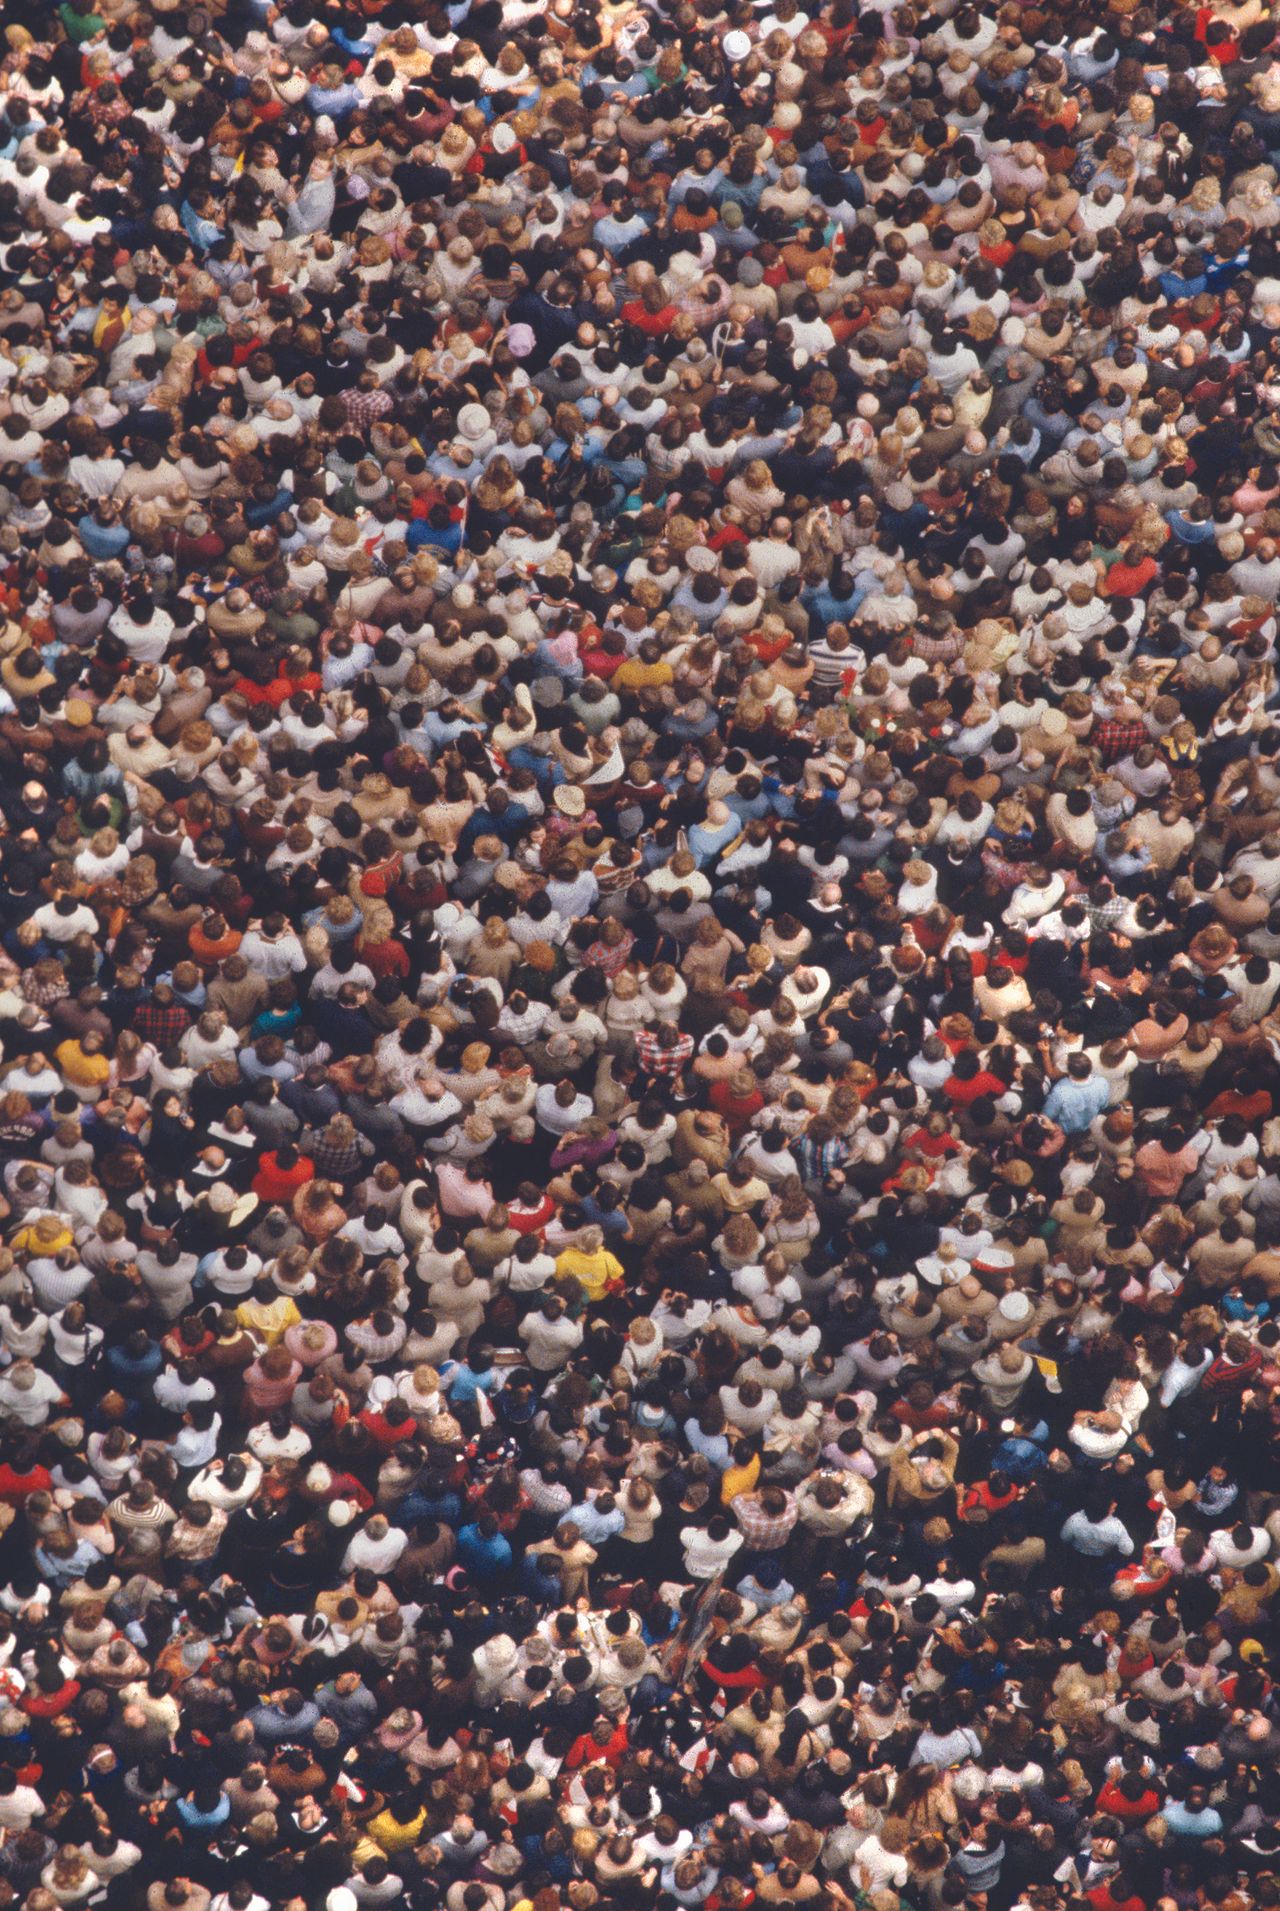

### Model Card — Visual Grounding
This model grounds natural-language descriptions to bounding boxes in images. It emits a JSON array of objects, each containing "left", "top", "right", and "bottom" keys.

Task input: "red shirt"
[
  {"left": 251, "top": 1152, "right": 315, "bottom": 1203},
  {"left": 1088, "top": 1887, "right": 1146, "bottom": 1911},
  {"left": 1206, "top": 1087, "right": 1272, "bottom": 1123},
  {"left": 361, "top": 937, "right": 410, "bottom": 982},
  {"left": 743, "top": 626, "right": 792, "bottom": 666},
  {"left": 197, "top": 337, "right": 257, "bottom": 382},
  {"left": 701, "top": 1656, "right": 766, "bottom": 1694},
  {"left": 1097, "top": 1780, "right": 1160, "bottom": 1822},
  {"left": 1201, "top": 1347, "right": 1263, "bottom": 1394},
  {"left": 902, "top": 1127, "right": 960, "bottom": 1160},
  {"left": 708, "top": 523, "right": 748, "bottom": 551},
  {"left": 944, "top": 1070, "right": 1006, "bottom": 1105},
  {"left": 359, "top": 852, "right": 403, "bottom": 898},
  {"left": 231, "top": 669, "right": 322, "bottom": 710},
  {"left": 565, "top": 1719, "right": 629, "bottom": 1769},
  {"left": 912, "top": 914, "right": 950, "bottom": 956},
  {"left": 21, "top": 1679, "right": 80, "bottom": 1718},
  {"left": 357, "top": 1410, "right": 416, "bottom": 1451},
  {"left": 325, "top": 1468, "right": 375, "bottom": 1512},
  {"left": 509, "top": 1194, "right": 555, "bottom": 1235},
  {"left": 960, "top": 1480, "right": 1018, "bottom": 1520},
  {"left": 580, "top": 643, "right": 623, "bottom": 678},
  {"left": 709, "top": 1080, "right": 765, "bottom": 1134},
  {"left": 0, "top": 1463, "right": 51, "bottom": 1503},
  {"left": 621, "top": 301, "right": 676, "bottom": 336},
  {"left": 891, "top": 1398, "right": 952, "bottom": 1433},
  {"left": 1103, "top": 555, "right": 1157, "bottom": 597},
  {"left": 1196, "top": 5, "right": 1238, "bottom": 58}
]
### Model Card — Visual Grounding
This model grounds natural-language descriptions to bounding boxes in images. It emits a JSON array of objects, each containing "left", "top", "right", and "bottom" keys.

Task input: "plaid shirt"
[
  {"left": 793, "top": 1132, "right": 848, "bottom": 1182},
  {"left": 309, "top": 1134, "right": 368, "bottom": 1179},
  {"left": 342, "top": 386, "right": 394, "bottom": 431},
  {"left": 980, "top": 843, "right": 1027, "bottom": 891},
  {"left": 1092, "top": 717, "right": 1147, "bottom": 766},
  {"left": 1083, "top": 891, "right": 1126, "bottom": 933},
  {"left": 912, "top": 629, "right": 964, "bottom": 665},
  {"left": 134, "top": 1000, "right": 192, "bottom": 1045},
  {"left": 21, "top": 974, "right": 68, "bottom": 1008},
  {"left": 584, "top": 930, "right": 636, "bottom": 978},
  {"left": 734, "top": 1491, "right": 798, "bottom": 1549},
  {"left": 635, "top": 1028, "right": 694, "bottom": 1076},
  {"left": 678, "top": 280, "right": 732, "bottom": 330}
]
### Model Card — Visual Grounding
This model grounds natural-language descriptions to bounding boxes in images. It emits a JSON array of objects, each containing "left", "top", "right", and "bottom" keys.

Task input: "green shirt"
[{"left": 59, "top": 2, "right": 105, "bottom": 39}]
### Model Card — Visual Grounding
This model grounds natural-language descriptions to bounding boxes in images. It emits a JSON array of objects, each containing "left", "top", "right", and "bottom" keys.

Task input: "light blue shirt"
[
  {"left": 1042, "top": 1075, "right": 1111, "bottom": 1134},
  {"left": 1060, "top": 1511, "right": 1134, "bottom": 1558}
]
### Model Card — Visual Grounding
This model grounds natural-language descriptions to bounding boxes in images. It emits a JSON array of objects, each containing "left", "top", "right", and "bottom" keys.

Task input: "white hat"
[
  {"left": 553, "top": 784, "right": 586, "bottom": 818},
  {"left": 458, "top": 403, "right": 491, "bottom": 441},
  {"left": 918, "top": 1245, "right": 963, "bottom": 1287},
  {"left": 996, "top": 1291, "right": 1032, "bottom": 1324},
  {"left": 724, "top": 28, "right": 751, "bottom": 59}
]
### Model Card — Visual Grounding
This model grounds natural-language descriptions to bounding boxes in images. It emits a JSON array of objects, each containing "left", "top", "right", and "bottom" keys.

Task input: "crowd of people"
[{"left": 6, "top": 0, "right": 1280, "bottom": 1907}]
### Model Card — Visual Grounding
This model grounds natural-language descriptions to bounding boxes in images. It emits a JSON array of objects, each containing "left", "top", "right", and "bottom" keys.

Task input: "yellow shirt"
[
  {"left": 55, "top": 1040, "right": 109, "bottom": 1087},
  {"left": 722, "top": 1453, "right": 761, "bottom": 1505},
  {"left": 92, "top": 304, "right": 129, "bottom": 348},
  {"left": 612, "top": 658, "right": 674, "bottom": 690},
  {"left": 365, "top": 1805, "right": 428, "bottom": 1853},
  {"left": 555, "top": 1245, "right": 623, "bottom": 1303},
  {"left": 12, "top": 1220, "right": 73, "bottom": 1258},
  {"left": 236, "top": 1295, "right": 301, "bottom": 1347}
]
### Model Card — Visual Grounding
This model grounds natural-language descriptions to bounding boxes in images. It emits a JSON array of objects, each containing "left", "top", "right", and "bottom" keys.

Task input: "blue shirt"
[
  {"left": 1162, "top": 1802, "right": 1223, "bottom": 1839},
  {"left": 1165, "top": 510, "right": 1218, "bottom": 545},
  {"left": 306, "top": 81, "right": 363, "bottom": 117},
  {"left": 440, "top": 1360, "right": 503, "bottom": 1406},
  {"left": 1060, "top": 1511, "right": 1134, "bottom": 1558},
  {"left": 1042, "top": 1074, "right": 1111, "bottom": 1134},
  {"left": 248, "top": 1698, "right": 320, "bottom": 1743},
  {"left": 567, "top": 1500, "right": 625, "bottom": 1546},
  {"left": 77, "top": 516, "right": 130, "bottom": 560},
  {"left": 456, "top": 1523, "right": 513, "bottom": 1576}
]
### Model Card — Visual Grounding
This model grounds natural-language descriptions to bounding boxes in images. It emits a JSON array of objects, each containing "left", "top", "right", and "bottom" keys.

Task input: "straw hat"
[{"left": 554, "top": 785, "right": 586, "bottom": 818}]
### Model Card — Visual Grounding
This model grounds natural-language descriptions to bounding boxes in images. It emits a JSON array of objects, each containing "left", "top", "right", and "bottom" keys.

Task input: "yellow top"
[
  {"left": 722, "top": 1452, "right": 762, "bottom": 1505},
  {"left": 555, "top": 1245, "right": 623, "bottom": 1302},
  {"left": 55, "top": 1040, "right": 109, "bottom": 1086},
  {"left": 236, "top": 1295, "right": 301, "bottom": 1347},
  {"left": 612, "top": 657, "right": 674, "bottom": 690},
  {"left": 364, "top": 1805, "right": 428, "bottom": 1852}
]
